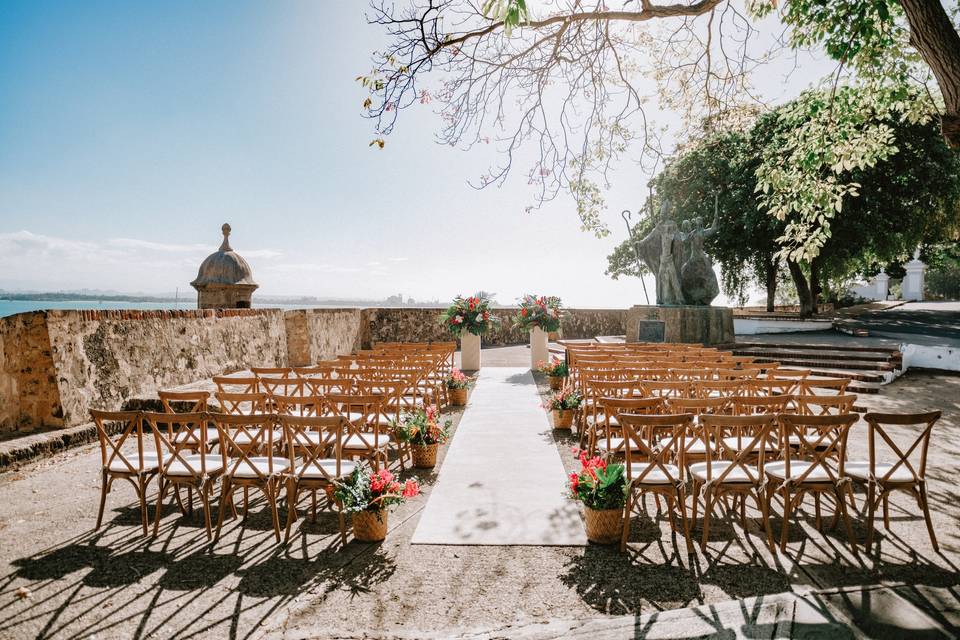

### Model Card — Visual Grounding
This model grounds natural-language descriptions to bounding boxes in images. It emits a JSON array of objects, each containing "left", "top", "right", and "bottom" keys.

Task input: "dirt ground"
[{"left": 0, "top": 351, "right": 958, "bottom": 639}]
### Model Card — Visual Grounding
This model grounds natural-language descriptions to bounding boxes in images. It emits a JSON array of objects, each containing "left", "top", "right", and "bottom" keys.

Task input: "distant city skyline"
[{"left": 0, "top": 2, "right": 833, "bottom": 307}]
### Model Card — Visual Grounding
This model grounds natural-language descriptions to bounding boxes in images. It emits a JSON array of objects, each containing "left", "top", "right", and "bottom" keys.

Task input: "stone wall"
[
  {"left": 361, "top": 307, "right": 625, "bottom": 347},
  {"left": 0, "top": 305, "right": 627, "bottom": 434},
  {"left": 0, "top": 312, "right": 61, "bottom": 432},
  {"left": 285, "top": 308, "right": 364, "bottom": 366},
  {"left": 44, "top": 309, "right": 288, "bottom": 426}
]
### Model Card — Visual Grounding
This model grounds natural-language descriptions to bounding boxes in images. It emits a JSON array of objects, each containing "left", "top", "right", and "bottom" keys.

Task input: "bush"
[{"left": 926, "top": 262, "right": 960, "bottom": 300}]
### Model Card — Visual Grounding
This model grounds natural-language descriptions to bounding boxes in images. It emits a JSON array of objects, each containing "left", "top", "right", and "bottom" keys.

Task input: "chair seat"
[
  {"left": 295, "top": 459, "right": 357, "bottom": 479},
  {"left": 342, "top": 433, "right": 392, "bottom": 450},
  {"left": 229, "top": 429, "right": 284, "bottom": 446},
  {"left": 596, "top": 436, "right": 647, "bottom": 452},
  {"left": 661, "top": 437, "right": 709, "bottom": 455},
  {"left": 108, "top": 453, "right": 158, "bottom": 473},
  {"left": 230, "top": 457, "right": 290, "bottom": 478},
  {"left": 786, "top": 435, "right": 831, "bottom": 449},
  {"left": 845, "top": 461, "right": 917, "bottom": 484},
  {"left": 764, "top": 460, "right": 835, "bottom": 483},
  {"left": 689, "top": 461, "right": 757, "bottom": 484},
  {"left": 173, "top": 428, "right": 219, "bottom": 445},
  {"left": 629, "top": 463, "right": 681, "bottom": 485},
  {"left": 164, "top": 455, "right": 225, "bottom": 477}
]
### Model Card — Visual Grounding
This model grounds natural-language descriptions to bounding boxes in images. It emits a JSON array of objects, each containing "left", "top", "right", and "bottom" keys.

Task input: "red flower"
[
  {"left": 569, "top": 472, "right": 579, "bottom": 492},
  {"left": 521, "top": 308, "right": 528, "bottom": 317},
  {"left": 402, "top": 479, "right": 421, "bottom": 497}
]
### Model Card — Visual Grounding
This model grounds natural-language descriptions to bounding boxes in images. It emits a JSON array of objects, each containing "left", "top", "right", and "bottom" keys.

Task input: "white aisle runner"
[{"left": 411, "top": 367, "right": 587, "bottom": 545}]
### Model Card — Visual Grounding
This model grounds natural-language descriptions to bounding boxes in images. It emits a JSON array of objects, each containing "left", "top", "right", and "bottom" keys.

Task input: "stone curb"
[{"left": 0, "top": 420, "right": 102, "bottom": 471}]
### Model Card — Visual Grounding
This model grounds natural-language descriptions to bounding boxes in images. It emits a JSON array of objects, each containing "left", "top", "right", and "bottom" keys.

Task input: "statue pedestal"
[{"left": 625, "top": 305, "right": 734, "bottom": 346}]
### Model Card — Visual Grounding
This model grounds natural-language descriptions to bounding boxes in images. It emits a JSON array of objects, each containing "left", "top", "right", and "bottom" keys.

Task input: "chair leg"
[
  {"left": 882, "top": 493, "right": 890, "bottom": 530},
  {"left": 153, "top": 478, "right": 169, "bottom": 537},
  {"left": 214, "top": 478, "right": 232, "bottom": 542},
  {"left": 677, "top": 488, "right": 694, "bottom": 554},
  {"left": 835, "top": 487, "right": 859, "bottom": 557},
  {"left": 266, "top": 482, "right": 282, "bottom": 543},
  {"left": 755, "top": 491, "right": 775, "bottom": 552},
  {"left": 865, "top": 483, "right": 877, "bottom": 551},
  {"left": 95, "top": 469, "right": 110, "bottom": 530},
  {"left": 701, "top": 489, "right": 714, "bottom": 551},
  {"left": 918, "top": 483, "right": 940, "bottom": 552},
  {"left": 690, "top": 480, "right": 701, "bottom": 531},
  {"left": 814, "top": 492, "right": 823, "bottom": 531},
  {"left": 199, "top": 482, "right": 213, "bottom": 540},
  {"left": 619, "top": 490, "right": 633, "bottom": 553},
  {"left": 137, "top": 476, "right": 150, "bottom": 536},
  {"left": 284, "top": 484, "right": 300, "bottom": 544},
  {"left": 311, "top": 490, "right": 317, "bottom": 523}
]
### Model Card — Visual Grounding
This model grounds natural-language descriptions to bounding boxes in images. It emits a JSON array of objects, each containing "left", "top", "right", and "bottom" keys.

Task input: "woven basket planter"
[
  {"left": 583, "top": 507, "right": 623, "bottom": 544},
  {"left": 552, "top": 409, "right": 574, "bottom": 429},
  {"left": 352, "top": 510, "right": 388, "bottom": 542},
  {"left": 448, "top": 387, "right": 468, "bottom": 406},
  {"left": 411, "top": 443, "right": 439, "bottom": 468},
  {"left": 548, "top": 375, "right": 564, "bottom": 391}
]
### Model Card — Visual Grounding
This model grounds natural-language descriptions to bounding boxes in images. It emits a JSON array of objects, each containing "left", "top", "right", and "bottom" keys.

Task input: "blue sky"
[{"left": 0, "top": 2, "right": 831, "bottom": 306}]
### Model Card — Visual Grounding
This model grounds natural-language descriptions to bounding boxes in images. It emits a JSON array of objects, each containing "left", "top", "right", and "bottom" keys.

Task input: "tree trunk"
[
  {"left": 899, "top": 0, "right": 960, "bottom": 148},
  {"left": 787, "top": 260, "right": 814, "bottom": 318},
  {"left": 765, "top": 259, "right": 777, "bottom": 313},
  {"left": 809, "top": 257, "right": 822, "bottom": 315}
]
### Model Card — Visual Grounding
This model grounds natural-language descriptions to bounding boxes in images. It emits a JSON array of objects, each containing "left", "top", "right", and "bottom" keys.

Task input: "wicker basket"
[
  {"left": 411, "top": 443, "right": 439, "bottom": 468},
  {"left": 449, "top": 387, "right": 468, "bottom": 406},
  {"left": 548, "top": 375, "right": 564, "bottom": 391},
  {"left": 352, "top": 510, "right": 388, "bottom": 542},
  {"left": 583, "top": 507, "right": 623, "bottom": 544},
  {"left": 552, "top": 409, "right": 574, "bottom": 429}
]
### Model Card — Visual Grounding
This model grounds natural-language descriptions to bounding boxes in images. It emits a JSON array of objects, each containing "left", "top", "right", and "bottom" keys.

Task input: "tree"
[
  {"left": 363, "top": 0, "right": 960, "bottom": 256},
  {"left": 606, "top": 87, "right": 960, "bottom": 315}
]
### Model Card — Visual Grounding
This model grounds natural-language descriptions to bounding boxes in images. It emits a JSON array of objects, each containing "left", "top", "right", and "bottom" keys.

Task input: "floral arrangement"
[
  {"left": 446, "top": 368, "right": 473, "bottom": 390},
  {"left": 514, "top": 294, "right": 562, "bottom": 332},
  {"left": 537, "top": 358, "right": 568, "bottom": 378},
  {"left": 334, "top": 464, "right": 420, "bottom": 515},
  {"left": 440, "top": 293, "right": 496, "bottom": 337},
  {"left": 392, "top": 405, "right": 452, "bottom": 446},
  {"left": 543, "top": 388, "right": 583, "bottom": 411},
  {"left": 567, "top": 450, "right": 626, "bottom": 510}
]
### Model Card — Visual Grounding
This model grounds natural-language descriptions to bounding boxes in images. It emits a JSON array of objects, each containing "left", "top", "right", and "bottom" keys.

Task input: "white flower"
[
  {"left": 476, "top": 314, "right": 483, "bottom": 324},
  {"left": 454, "top": 315, "right": 463, "bottom": 323}
]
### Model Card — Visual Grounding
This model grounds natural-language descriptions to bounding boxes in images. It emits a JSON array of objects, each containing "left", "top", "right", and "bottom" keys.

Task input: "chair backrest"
[
  {"left": 864, "top": 411, "right": 941, "bottom": 484},
  {"left": 211, "top": 413, "right": 287, "bottom": 478},
  {"left": 767, "top": 368, "right": 811, "bottom": 380},
  {"left": 324, "top": 393, "right": 386, "bottom": 448},
  {"left": 158, "top": 390, "right": 210, "bottom": 414},
  {"left": 734, "top": 394, "right": 791, "bottom": 415},
  {"left": 801, "top": 377, "right": 851, "bottom": 395},
  {"left": 666, "top": 396, "right": 731, "bottom": 416},
  {"left": 302, "top": 374, "right": 353, "bottom": 396},
  {"left": 273, "top": 394, "right": 324, "bottom": 417},
  {"left": 258, "top": 375, "right": 304, "bottom": 399},
  {"left": 144, "top": 411, "right": 223, "bottom": 477},
  {"left": 214, "top": 391, "right": 268, "bottom": 416},
  {"left": 795, "top": 393, "right": 857, "bottom": 416},
  {"left": 619, "top": 413, "right": 691, "bottom": 486},
  {"left": 700, "top": 414, "right": 777, "bottom": 484},
  {"left": 90, "top": 409, "right": 152, "bottom": 474},
  {"left": 212, "top": 375, "right": 259, "bottom": 394},
  {"left": 281, "top": 415, "right": 348, "bottom": 482},
  {"left": 779, "top": 413, "right": 858, "bottom": 484},
  {"left": 251, "top": 366, "right": 292, "bottom": 378},
  {"left": 641, "top": 380, "right": 693, "bottom": 399},
  {"left": 745, "top": 379, "right": 799, "bottom": 397},
  {"left": 697, "top": 379, "right": 746, "bottom": 399}
]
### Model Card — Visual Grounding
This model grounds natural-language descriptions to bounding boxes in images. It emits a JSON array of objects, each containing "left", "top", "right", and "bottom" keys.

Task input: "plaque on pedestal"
[{"left": 625, "top": 305, "right": 734, "bottom": 345}]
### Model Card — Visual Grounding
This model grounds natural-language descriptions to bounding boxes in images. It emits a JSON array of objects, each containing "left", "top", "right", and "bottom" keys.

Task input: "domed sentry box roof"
[{"left": 190, "top": 223, "right": 258, "bottom": 309}]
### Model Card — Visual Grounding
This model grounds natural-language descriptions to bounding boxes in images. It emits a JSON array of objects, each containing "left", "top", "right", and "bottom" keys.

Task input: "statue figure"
[
  {"left": 679, "top": 198, "right": 721, "bottom": 306},
  {"left": 635, "top": 199, "right": 686, "bottom": 305}
]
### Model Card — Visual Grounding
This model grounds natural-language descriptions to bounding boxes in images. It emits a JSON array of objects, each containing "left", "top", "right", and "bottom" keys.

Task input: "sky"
[{"left": 0, "top": 1, "right": 833, "bottom": 307}]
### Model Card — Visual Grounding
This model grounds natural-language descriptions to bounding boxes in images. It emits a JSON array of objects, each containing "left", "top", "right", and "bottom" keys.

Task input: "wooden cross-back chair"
[
  {"left": 214, "top": 391, "right": 268, "bottom": 417},
  {"left": 212, "top": 412, "right": 289, "bottom": 542},
  {"left": 690, "top": 414, "right": 778, "bottom": 551},
  {"left": 302, "top": 374, "right": 353, "bottom": 397},
  {"left": 640, "top": 380, "right": 693, "bottom": 400},
  {"left": 324, "top": 393, "right": 394, "bottom": 469},
  {"left": 145, "top": 411, "right": 225, "bottom": 539},
  {"left": 282, "top": 415, "right": 353, "bottom": 544},
  {"left": 801, "top": 377, "right": 851, "bottom": 395},
  {"left": 844, "top": 411, "right": 942, "bottom": 552},
  {"left": 158, "top": 390, "right": 217, "bottom": 452},
  {"left": 590, "top": 396, "right": 665, "bottom": 457},
  {"left": 273, "top": 394, "right": 324, "bottom": 418},
  {"left": 90, "top": 410, "right": 158, "bottom": 536},
  {"left": 765, "top": 413, "right": 859, "bottom": 553},
  {"left": 258, "top": 375, "right": 305, "bottom": 403},
  {"left": 251, "top": 366, "right": 292, "bottom": 378},
  {"left": 697, "top": 380, "right": 747, "bottom": 399},
  {"left": 665, "top": 396, "right": 732, "bottom": 419},
  {"left": 796, "top": 393, "right": 858, "bottom": 417},
  {"left": 619, "top": 412, "right": 695, "bottom": 553}
]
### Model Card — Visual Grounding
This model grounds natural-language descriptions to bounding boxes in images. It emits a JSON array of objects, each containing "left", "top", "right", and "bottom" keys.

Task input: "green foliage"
[
  {"left": 481, "top": 0, "right": 529, "bottom": 35},
  {"left": 440, "top": 293, "right": 496, "bottom": 337},
  {"left": 514, "top": 294, "right": 562, "bottom": 332}
]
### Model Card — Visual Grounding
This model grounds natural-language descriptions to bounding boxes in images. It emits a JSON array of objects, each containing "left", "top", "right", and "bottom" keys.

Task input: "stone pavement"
[{"left": 411, "top": 367, "right": 586, "bottom": 546}]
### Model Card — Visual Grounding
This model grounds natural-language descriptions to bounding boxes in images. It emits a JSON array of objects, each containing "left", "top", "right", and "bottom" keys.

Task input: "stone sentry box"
[{"left": 625, "top": 305, "right": 734, "bottom": 346}]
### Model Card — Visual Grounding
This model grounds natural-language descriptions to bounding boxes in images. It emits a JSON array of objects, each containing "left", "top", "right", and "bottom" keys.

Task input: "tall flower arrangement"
[
  {"left": 440, "top": 293, "right": 496, "bottom": 337},
  {"left": 513, "top": 294, "right": 562, "bottom": 332},
  {"left": 334, "top": 464, "right": 420, "bottom": 516},
  {"left": 392, "top": 405, "right": 452, "bottom": 446}
]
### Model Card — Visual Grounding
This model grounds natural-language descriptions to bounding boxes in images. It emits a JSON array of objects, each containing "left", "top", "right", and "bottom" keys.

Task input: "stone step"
[
  {"left": 743, "top": 355, "right": 897, "bottom": 372},
  {"left": 730, "top": 341, "right": 902, "bottom": 356},
  {"left": 732, "top": 346, "right": 900, "bottom": 363}
]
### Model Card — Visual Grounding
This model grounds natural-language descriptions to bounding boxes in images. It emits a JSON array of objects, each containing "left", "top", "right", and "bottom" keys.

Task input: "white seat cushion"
[
  {"left": 229, "top": 429, "right": 284, "bottom": 446},
  {"left": 230, "top": 456, "right": 290, "bottom": 478},
  {"left": 596, "top": 436, "right": 648, "bottom": 452},
  {"left": 661, "top": 437, "right": 709, "bottom": 455},
  {"left": 721, "top": 436, "right": 778, "bottom": 453},
  {"left": 164, "top": 455, "right": 224, "bottom": 477},
  {"left": 629, "top": 463, "right": 681, "bottom": 485},
  {"left": 342, "top": 433, "right": 392, "bottom": 449},
  {"left": 108, "top": 453, "right": 158, "bottom": 473},
  {"left": 689, "top": 461, "right": 756, "bottom": 483},
  {"left": 173, "top": 428, "right": 219, "bottom": 445},
  {"left": 786, "top": 435, "right": 831, "bottom": 449},
  {"left": 845, "top": 461, "right": 917, "bottom": 483},
  {"left": 764, "top": 460, "right": 834, "bottom": 483},
  {"left": 295, "top": 459, "right": 357, "bottom": 479}
]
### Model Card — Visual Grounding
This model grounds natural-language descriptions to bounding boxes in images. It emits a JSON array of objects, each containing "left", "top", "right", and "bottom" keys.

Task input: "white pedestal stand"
[
  {"left": 530, "top": 326, "right": 549, "bottom": 370},
  {"left": 460, "top": 332, "right": 481, "bottom": 371}
]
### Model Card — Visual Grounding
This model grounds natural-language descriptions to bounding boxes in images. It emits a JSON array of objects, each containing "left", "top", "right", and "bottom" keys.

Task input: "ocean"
[{"left": 0, "top": 300, "right": 358, "bottom": 318}]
